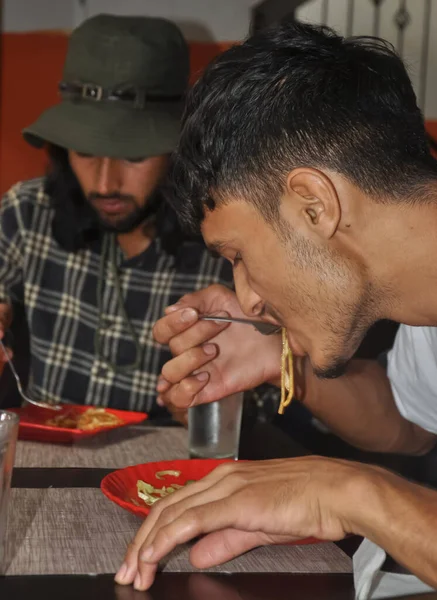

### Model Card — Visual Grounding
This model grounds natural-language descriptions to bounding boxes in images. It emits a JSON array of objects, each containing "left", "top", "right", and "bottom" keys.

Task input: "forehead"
[{"left": 201, "top": 199, "right": 266, "bottom": 246}]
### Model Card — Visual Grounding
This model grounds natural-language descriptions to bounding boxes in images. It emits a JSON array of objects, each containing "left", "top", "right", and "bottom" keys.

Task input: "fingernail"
[
  {"left": 165, "top": 303, "right": 180, "bottom": 314},
  {"left": 140, "top": 545, "right": 154, "bottom": 562},
  {"left": 157, "top": 396, "right": 164, "bottom": 407},
  {"left": 133, "top": 572, "right": 143, "bottom": 590},
  {"left": 196, "top": 372, "right": 209, "bottom": 381},
  {"left": 203, "top": 344, "right": 216, "bottom": 356},
  {"left": 115, "top": 563, "right": 128, "bottom": 583},
  {"left": 156, "top": 376, "right": 167, "bottom": 391},
  {"left": 181, "top": 308, "right": 197, "bottom": 323}
]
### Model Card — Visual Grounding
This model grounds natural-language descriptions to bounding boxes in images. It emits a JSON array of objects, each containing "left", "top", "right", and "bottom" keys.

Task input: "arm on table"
[{"left": 116, "top": 455, "right": 437, "bottom": 590}]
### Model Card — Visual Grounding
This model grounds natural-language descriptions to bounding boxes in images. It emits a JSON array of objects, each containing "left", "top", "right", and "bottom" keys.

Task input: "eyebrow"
[{"left": 206, "top": 240, "right": 228, "bottom": 256}]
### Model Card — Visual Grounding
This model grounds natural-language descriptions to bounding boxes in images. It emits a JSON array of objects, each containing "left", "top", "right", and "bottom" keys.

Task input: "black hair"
[
  {"left": 44, "top": 144, "right": 186, "bottom": 254},
  {"left": 165, "top": 21, "right": 437, "bottom": 232}
]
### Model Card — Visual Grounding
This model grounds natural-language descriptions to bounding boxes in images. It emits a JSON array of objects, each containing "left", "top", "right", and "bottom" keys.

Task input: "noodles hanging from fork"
[{"left": 278, "top": 328, "right": 294, "bottom": 414}]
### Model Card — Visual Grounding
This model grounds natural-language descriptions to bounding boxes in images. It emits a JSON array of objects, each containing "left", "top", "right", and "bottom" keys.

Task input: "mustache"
[{"left": 88, "top": 192, "right": 135, "bottom": 203}]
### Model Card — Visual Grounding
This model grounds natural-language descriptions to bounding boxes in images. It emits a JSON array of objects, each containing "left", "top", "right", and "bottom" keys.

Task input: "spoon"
[{"left": 200, "top": 315, "right": 281, "bottom": 336}]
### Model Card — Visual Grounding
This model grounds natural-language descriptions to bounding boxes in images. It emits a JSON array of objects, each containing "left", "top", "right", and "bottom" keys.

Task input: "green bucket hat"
[{"left": 23, "top": 14, "right": 190, "bottom": 159}]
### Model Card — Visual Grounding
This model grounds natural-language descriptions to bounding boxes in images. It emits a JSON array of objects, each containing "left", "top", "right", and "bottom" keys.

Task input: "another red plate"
[
  {"left": 10, "top": 404, "right": 148, "bottom": 443},
  {"left": 101, "top": 459, "right": 325, "bottom": 546}
]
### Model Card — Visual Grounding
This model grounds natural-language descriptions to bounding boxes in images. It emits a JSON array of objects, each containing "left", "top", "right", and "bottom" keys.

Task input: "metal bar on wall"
[
  {"left": 396, "top": 0, "right": 408, "bottom": 58},
  {"left": 418, "top": 0, "right": 432, "bottom": 111},
  {"left": 372, "top": 0, "right": 383, "bottom": 38},
  {"left": 321, "top": 0, "right": 329, "bottom": 26},
  {"left": 346, "top": 0, "right": 355, "bottom": 36}
]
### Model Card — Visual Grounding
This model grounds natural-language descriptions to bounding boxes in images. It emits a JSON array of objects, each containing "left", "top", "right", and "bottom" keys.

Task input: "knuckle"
[
  {"left": 183, "top": 507, "right": 201, "bottom": 528},
  {"left": 161, "top": 363, "right": 177, "bottom": 384},
  {"left": 159, "top": 504, "right": 178, "bottom": 524},
  {"left": 214, "top": 462, "right": 237, "bottom": 477},
  {"left": 179, "top": 378, "right": 200, "bottom": 397},
  {"left": 168, "top": 337, "right": 182, "bottom": 356},
  {"left": 152, "top": 320, "right": 166, "bottom": 344}
]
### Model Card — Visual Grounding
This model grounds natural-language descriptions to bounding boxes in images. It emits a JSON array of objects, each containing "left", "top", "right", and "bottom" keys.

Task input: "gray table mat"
[
  {"left": 5, "top": 488, "right": 352, "bottom": 575},
  {"left": 15, "top": 426, "right": 188, "bottom": 468}
]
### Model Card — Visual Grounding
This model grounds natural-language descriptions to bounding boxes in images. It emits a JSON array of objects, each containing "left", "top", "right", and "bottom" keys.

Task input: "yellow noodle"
[{"left": 278, "top": 328, "right": 294, "bottom": 414}]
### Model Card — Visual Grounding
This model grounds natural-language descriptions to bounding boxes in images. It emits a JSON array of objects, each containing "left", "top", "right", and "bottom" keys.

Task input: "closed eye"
[{"left": 233, "top": 252, "right": 242, "bottom": 268}]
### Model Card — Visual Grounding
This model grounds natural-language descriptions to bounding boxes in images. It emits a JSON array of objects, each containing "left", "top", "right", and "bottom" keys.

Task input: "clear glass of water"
[
  {"left": 0, "top": 411, "right": 19, "bottom": 574},
  {"left": 188, "top": 392, "right": 244, "bottom": 459}
]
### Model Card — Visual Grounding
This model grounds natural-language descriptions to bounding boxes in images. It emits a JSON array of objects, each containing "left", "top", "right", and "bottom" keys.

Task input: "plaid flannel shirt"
[{"left": 0, "top": 178, "right": 235, "bottom": 416}]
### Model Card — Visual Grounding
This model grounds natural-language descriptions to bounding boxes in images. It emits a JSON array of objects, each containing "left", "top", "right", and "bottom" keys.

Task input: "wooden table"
[{"left": 1, "top": 419, "right": 435, "bottom": 600}]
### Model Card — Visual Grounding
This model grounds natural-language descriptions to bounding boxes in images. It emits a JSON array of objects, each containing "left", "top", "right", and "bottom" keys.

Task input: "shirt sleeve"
[
  {"left": 0, "top": 186, "right": 26, "bottom": 305},
  {"left": 387, "top": 324, "right": 437, "bottom": 434}
]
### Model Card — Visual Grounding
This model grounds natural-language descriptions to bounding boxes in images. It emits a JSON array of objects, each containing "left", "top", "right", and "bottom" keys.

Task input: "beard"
[
  {"left": 313, "top": 359, "right": 349, "bottom": 380},
  {"left": 86, "top": 192, "right": 159, "bottom": 233}
]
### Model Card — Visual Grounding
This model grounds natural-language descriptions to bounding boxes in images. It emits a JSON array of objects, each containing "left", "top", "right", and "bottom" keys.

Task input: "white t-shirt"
[{"left": 387, "top": 325, "right": 437, "bottom": 434}]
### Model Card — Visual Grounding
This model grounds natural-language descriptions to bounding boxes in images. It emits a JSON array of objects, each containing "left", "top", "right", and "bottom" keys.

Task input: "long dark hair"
[{"left": 44, "top": 145, "right": 187, "bottom": 255}]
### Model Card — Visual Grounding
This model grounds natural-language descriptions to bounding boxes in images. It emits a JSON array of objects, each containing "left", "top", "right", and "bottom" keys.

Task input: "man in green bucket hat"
[{"left": 0, "top": 14, "right": 234, "bottom": 417}]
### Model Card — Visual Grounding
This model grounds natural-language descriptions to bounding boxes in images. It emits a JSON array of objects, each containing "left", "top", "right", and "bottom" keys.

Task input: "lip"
[
  {"left": 94, "top": 199, "right": 127, "bottom": 214},
  {"left": 285, "top": 331, "right": 305, "bottom": 357}
]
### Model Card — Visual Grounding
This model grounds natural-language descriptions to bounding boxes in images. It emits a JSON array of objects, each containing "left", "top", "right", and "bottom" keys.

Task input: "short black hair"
[{"left": 166, "top": 21, "right": 437, "bottom": 232}]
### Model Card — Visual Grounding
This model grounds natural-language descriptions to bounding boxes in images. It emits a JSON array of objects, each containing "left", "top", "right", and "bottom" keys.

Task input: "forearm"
[
  {"left": 351, "top": 468, "right": 437, "bottom": 587},
  {"left": 297, "top": 358, "right": 435, "bottom": 455}
]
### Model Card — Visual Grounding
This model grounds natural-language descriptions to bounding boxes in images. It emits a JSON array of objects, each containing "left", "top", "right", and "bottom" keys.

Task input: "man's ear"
[{"left": 281, "top": 168, "right": 341, "bottom": 240}]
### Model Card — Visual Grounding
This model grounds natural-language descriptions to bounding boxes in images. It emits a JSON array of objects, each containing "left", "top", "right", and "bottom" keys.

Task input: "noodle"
[
  {"left": 278, "top": 328, "right": 294, "bottom": 414},
  {"left": 46, "top": 407, "right": 123, "bottom": 430}
]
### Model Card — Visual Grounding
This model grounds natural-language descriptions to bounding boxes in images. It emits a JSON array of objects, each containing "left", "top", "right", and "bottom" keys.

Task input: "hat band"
[{"left": 58, "top": 81, "right": 183, "bottom": 109}]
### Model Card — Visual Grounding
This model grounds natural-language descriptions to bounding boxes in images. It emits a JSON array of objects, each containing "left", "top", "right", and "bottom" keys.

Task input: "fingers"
[
  {"left": 190, "top": 529, "right": 264, "bottom": 568},
  {"left": 154, "top": 309, "right": 229, "bottom": 354},
  {"left": 115, "top": 473, "right": 219, "bottom": 588},
  {"left": 157, "top": 374, "right": 212, "bottom": 409},
  {"left": 115, "top": 464, "right": 237, "bottom": 589},
  {"left": 0, "top": 346, "right": 12, "bottom": 362},
  {"left": 161, "top": 344, "right": 217, "bottom": 385},
  {"left": 168, "top": 317, "right": 229, "bottom": 356},
  {"left": 153, "top": 308, "right": 199, "bottom": 345},
  {"left": 136, "top": 498, "right": 238, "bottom": 590}
]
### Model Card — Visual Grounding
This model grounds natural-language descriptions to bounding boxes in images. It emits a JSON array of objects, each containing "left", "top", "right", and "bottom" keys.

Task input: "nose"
[
  {"left": 95, "top": 158, "right": 120, "bottom": 196},
  {"left": 233, "top": 267, "right": 265, "bottom": 318}
]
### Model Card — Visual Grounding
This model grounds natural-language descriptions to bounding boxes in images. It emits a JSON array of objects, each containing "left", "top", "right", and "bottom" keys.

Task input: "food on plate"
[
  {"left": 46, "top": 407, "right": 123, "bottom": 430},
  {"left": 137, "top": 471, "right": 195, "bottom": 506},
  {"left": 278, "top": 328, "right": 294, "bottom": 414}
]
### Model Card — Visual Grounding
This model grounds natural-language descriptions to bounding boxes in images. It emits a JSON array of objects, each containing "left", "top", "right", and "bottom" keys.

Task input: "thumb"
[{"left": 189, "top": 529, "right": 265, "bottom": 569}]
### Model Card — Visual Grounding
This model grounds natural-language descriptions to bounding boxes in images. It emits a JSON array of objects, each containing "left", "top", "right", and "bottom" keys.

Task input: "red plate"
[
  {"left": 101, "top": 459, "right": 325, "bottom": 546},
  {"left": 10, "top": 404, "right": 148, "bottom": 443}
]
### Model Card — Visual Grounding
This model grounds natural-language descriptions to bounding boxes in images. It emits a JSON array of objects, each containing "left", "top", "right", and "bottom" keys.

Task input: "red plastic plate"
[{"left": 10, "top": 404, "right": 148, "bottom": 443}]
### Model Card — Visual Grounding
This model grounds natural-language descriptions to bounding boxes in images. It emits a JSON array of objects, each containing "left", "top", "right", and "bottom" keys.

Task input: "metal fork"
[
  {"left": 0, "top": 339, "right": 61, "bottom": 411},
  {"left": 200, "top": 315, "right": 281, "bottom": 336}
]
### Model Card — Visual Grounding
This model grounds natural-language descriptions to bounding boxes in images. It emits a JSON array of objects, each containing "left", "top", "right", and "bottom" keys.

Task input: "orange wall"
[
  {"left": 0, "top": 31, "right": 233, "bottom": 194},
  {"left": 1, "top": 31, "right": 436, "bottom": 195}
]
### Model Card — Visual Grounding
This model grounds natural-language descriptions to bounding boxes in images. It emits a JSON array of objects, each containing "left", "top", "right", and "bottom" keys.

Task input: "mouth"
[
  {"left": 285, "top": 330, "right": 305, "bottom": 357},
  {"left": 93, "top": 198, "right": 129, "bottom": 215}
]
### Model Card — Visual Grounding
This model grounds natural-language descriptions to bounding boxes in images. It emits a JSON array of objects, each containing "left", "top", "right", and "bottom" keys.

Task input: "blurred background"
[{"left": 1, "top": 0, "right": 436, "bottom": 195}]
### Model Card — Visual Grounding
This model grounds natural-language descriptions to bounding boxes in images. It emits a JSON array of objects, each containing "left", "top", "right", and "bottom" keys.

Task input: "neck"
[
  {"left": 367, "top": 194, "right": 437, "bottom": 326},
  {"left": 116, "top": 219, "right": 156, "bottom": 259}
]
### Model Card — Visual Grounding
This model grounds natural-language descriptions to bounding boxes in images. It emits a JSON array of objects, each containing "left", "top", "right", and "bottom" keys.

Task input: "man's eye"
[
  {"left": 126, "top": 157, "right": 146, "bottom": 164},
  {"left": 76, "top": 152, "right": 93, "bottom": 159},
  {"left": 233, "top": 252, "right": 242, "bottom": 267}
]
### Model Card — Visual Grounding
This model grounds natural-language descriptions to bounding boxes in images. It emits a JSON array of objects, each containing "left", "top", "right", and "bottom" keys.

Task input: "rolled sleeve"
[{"left": 387, "top": 325, "right": 437, "bottom": 434}]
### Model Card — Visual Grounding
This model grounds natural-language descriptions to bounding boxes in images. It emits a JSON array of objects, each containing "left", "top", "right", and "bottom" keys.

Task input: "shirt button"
[{"left": 96, "top": 367, "right": 107, "bottom": 378}]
